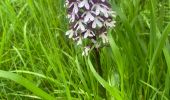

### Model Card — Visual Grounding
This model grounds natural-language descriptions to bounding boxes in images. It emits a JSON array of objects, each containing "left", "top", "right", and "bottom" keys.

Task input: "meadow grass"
[{"left": 0, "top": 0, "right": 170, "bottom": 99}]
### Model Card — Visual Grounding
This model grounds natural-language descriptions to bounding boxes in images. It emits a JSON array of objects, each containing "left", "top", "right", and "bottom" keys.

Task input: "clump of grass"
[{"left": 0, "top": 0, "right": 170, "bottom": 99}]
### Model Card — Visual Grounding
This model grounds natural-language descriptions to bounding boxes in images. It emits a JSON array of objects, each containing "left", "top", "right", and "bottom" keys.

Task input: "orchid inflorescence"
[{"left": 65, "top": 0, "right": 116, "bottom": 56}]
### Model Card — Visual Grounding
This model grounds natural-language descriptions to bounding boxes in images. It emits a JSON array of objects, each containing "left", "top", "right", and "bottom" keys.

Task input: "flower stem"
[{"left": 94, "top": 48, "right": 106, "bottom": 98}]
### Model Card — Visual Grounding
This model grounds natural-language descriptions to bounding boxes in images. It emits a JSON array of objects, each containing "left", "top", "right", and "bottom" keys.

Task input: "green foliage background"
[{"left": 0, "top": 0, "right": 170, "bottom": 99}]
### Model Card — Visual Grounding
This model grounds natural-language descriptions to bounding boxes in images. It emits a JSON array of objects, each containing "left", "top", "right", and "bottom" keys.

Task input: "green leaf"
[
  {"left": 88, "top": 58, "right": 122, "bottom": 100},
  {"left": 0, "top": 70, "right": 56, "bottom": 100},
  {"left": 149, "top": 23, "right": 170, "bottom": 72}
]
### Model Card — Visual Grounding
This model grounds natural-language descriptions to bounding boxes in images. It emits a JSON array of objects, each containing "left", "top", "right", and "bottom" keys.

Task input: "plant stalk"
[{"left": 94, "top": 48, "right": 106, "bottom": 98}]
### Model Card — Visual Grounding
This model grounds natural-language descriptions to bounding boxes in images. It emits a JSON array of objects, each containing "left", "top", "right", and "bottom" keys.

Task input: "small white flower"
[
  {"left": 77, "top": 37, "right": 82, "bottom": 45},
  {"left": 102, "top": 10, "right": 109, "bottom": 17},
  {"left": 108, "top": 10, "right": 116, "bottom": 17},
  {"left": 78, "top": 0, "right": 90, "bottom": 9},
  {"left": 73, "top": 36, "right": 83, "bottom": 45},
  {"left": 65, "top": 0, "right": 69, "bottom": 7},
  {"left": 66, "top": 29, "right": 74, "bottom": 38},
  {"left": 83, "top": 29, "right": 95, "bottom": 38},
  {"left": 82, "top": 46, "right": 91, "bottom": 56},
  {"left": 92, "top": 3, "right": 114, "bottom": 18},
  {"left": 68, "top": 13, "right": 78, "bottom": 22},
  {"left": 92, "top": 4, "right": 101, "bottom": 15},
  {"left": 92, "top": 3, "right": 109, "bottom": 16},
  {"left": 91, "top": 38, "right": 97, "bottom": 43},
  {"left": 95, "top": 43, "right": 101, "bottom": 49},
  {"left": 69, "top": 2, "right": 79, "bottom": 14},
  {"left": 104, "top": 20, "right": 116, "bottom": 28},
  {"left": 74, "top": 19, "right": 85, "bottom": 31},
  {"left": 82, "top": 11, "right": 95, "bottom": 22},
  {"left": 99, "top": 32, "right": 109, "bottom": 43},
  {"left": 92, "top": 17, "right": 104, "bottom": 28}
]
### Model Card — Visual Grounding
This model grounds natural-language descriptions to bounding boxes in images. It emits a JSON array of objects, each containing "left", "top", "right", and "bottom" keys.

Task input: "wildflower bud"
[{"left": 65, "top": 0, "right": 116, "bottom": 55}]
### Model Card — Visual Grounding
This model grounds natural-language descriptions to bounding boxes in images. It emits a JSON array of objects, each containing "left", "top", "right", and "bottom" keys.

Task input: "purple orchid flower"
[{"left": 65, "top": 0, "right": 116, "bottom": 56}]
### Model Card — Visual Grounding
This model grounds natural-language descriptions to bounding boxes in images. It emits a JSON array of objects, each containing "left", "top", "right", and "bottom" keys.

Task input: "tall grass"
[{"left": 0, "top": 0, "right": 170, "bottom": 99}]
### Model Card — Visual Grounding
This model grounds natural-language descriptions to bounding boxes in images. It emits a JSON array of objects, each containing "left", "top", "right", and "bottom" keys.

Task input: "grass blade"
[
  {"left": 87, "top": 58, "right": 122, "bottom": 100},
  {"left": 0, "top": 70, "right": 56, "bottom": 100},
  {"left": 108, "top": 29, "right": 124, "bottom": 97},
  {"left": 149, "top": 23, "right": 170, "bottom": 72}
]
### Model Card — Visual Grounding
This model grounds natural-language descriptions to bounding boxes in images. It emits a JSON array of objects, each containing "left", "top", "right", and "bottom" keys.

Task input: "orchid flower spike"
[{"left": 65, "top": 0, "right": 116, "bottom": 56}]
